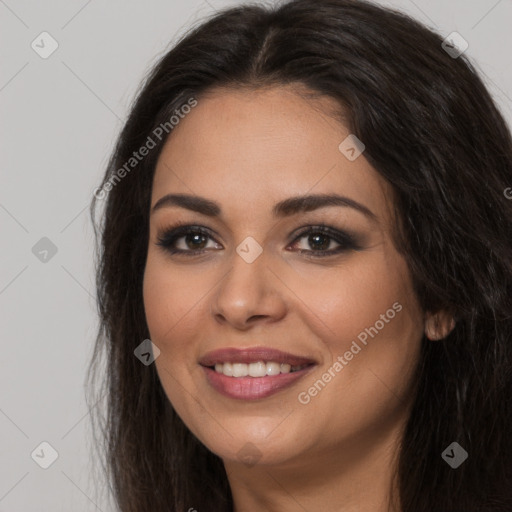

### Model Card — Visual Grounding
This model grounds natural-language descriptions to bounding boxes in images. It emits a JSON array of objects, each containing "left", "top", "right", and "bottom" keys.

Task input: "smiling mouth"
[
  {"left": 201, "top": 363, "right": 315, "bottom": 400},
  {"left": 198, "top": 347, "right": 317, "bottom": 399}
]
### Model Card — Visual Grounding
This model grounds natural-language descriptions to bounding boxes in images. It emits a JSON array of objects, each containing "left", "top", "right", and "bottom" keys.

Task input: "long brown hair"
[{"left": 88, "top": 0, "right": 512, "bottom": 510}]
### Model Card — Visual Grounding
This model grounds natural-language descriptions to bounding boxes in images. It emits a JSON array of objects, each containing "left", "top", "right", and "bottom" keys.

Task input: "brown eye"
[
  {"left": 289, "top": 226, "right": 361, "bottom": 257},
  {"left": 305, "top": 232, "right": 334, "bottom": 251},
  {"left": 182, "top": 232, "right": 208, "bottom": 250},
  {"left": 156, "top": 225, "right": 221, "bottom": 255}
]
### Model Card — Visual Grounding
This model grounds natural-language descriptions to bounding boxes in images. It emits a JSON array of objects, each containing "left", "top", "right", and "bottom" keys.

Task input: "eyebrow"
[{"left": 151, "top": 193, "right": 378, "bottom": 222}]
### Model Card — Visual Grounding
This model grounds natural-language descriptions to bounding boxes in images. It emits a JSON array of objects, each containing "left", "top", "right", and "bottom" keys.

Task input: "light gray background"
[{"left": 1, "top": 0, "right": 511, "bottom": 510}]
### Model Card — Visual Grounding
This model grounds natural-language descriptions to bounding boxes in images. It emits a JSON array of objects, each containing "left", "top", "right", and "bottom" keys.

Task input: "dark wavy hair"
[{"left": 87, "top": 0, "right": 512, "bottom": 510}]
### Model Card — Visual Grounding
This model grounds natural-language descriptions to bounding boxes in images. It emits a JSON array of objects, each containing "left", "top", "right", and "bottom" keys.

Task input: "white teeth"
[
  {"left": 280, "top": 363, "right": 291, "bottom": 374},
  {"left": 266, "top": 362, "right": 281, "bottom": 375},
  {"left": 223, "top": 362, "right": 233, "bottom": 377},
  {"left": 232, "top": 363, "right": 248, "bottom": 377},
  {"left": 249, "top": 361, "right": 267, "bottom": 377},
  {"left": 213, "top": 361, "right": 307, "bottom": 377}
]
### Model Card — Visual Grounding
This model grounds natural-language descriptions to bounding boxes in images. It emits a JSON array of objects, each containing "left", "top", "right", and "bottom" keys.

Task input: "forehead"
[{"left": 151, "top": 86, "right": 393, "bottom": 223}]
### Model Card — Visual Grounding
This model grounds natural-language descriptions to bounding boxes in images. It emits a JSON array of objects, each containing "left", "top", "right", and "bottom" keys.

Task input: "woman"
[{"left": 88, "top": 0, "right": 512, "bottom": 510}]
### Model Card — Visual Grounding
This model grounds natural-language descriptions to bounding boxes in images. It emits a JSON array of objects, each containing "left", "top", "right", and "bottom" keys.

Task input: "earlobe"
[{"left": 424, "top": 310, "right": 456, "bottom": 340}]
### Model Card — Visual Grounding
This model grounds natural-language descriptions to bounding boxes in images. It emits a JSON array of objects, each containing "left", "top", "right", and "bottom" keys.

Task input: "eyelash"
[{"left": 155, "top": 221, "right": 362, "bottom": 258}]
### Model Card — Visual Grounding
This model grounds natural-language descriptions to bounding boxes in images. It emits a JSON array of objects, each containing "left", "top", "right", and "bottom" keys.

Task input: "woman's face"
[{"left": 143, "top": 85, "right": 425, "bottom": 469}]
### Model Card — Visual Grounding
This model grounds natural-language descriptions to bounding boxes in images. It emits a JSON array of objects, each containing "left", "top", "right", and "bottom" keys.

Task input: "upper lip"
[{"left": 199, "top": 347, "right": 317, "bottom": 367}]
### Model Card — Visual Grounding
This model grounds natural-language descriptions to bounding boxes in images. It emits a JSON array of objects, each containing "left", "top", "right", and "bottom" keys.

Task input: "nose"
[{"left": 210, "top": 249, "right": 287, "bottom": 330}]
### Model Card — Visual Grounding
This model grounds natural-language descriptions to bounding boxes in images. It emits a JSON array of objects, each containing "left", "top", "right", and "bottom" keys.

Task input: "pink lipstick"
[{"left": 199, "top": 347, "right": 316, "bottom": 400}]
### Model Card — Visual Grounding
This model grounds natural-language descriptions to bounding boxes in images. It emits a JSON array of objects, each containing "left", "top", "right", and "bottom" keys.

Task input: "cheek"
[
  {"left": 142, "top": 256, "right": 207, "bottom": 422},
  {"left": 143, "top": 262, "right": 173, "bottom": 342},
  {"left": 285, "top": 253, "right": 424, "bottom": 415},
  {"left": 142, "top": 252, "right": 216, "bottom": 415},
  {"left": 289, "top": 254, "right": 423, "bottom": 426},
  {"left": 283, "top": 252, "right": 423, "bottom": 352},
  {"left": 142, "top": 252, "right": 207, "bottom": 345}
]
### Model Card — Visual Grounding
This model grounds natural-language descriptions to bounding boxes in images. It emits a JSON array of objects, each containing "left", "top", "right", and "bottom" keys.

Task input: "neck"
[{"left": 223, "top": 411, "right": 407, "bottom": 512}]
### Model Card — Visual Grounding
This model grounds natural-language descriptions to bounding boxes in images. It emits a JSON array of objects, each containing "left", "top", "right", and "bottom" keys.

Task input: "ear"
[{"left": 424, "top": 309, "right": 456, "bottom": 341}]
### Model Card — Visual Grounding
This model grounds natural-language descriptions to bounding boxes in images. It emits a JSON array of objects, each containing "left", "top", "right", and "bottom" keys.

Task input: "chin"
[{"left": 196, "top": 416, "right": 311, "bottom": 467}]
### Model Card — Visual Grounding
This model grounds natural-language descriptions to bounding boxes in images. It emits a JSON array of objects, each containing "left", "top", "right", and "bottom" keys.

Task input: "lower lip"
[{"left": 202, "top": 365, "right": 315, "bottom": 400}]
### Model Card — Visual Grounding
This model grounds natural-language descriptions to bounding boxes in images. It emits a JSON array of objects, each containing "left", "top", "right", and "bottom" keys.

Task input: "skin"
[{"left": 143, "top": 85, "right": 454, "bottom": 512}]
